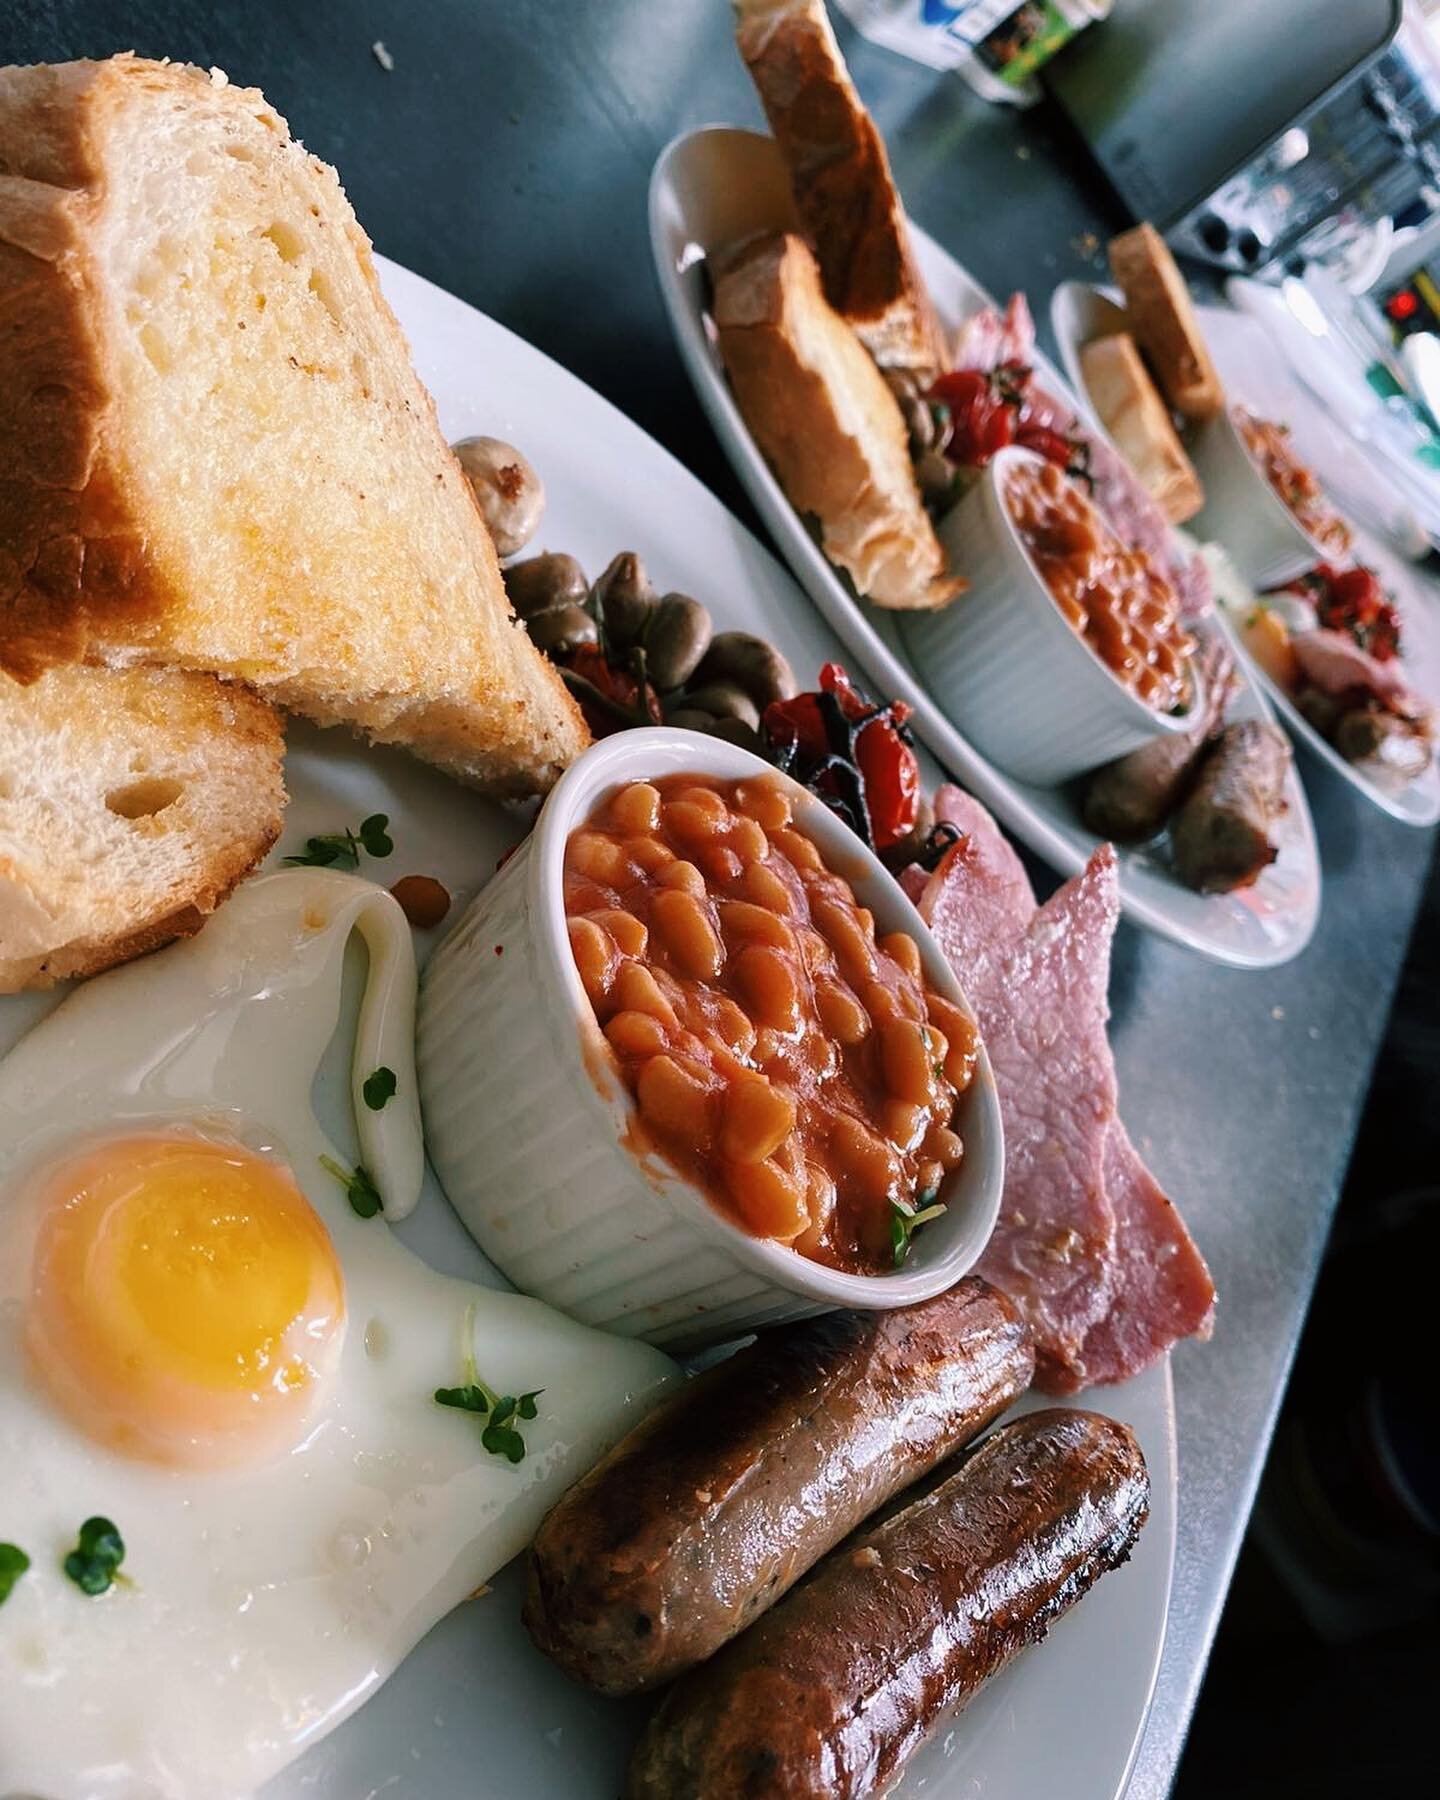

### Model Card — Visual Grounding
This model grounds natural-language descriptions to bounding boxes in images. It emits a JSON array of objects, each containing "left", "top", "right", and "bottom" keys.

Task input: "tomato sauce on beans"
[
  {"left": 1004, "top": 458, "right": 1195, "bottom": 715},
  {"left": 563, "top": 774, "right": 977, "bottom": 1275}
]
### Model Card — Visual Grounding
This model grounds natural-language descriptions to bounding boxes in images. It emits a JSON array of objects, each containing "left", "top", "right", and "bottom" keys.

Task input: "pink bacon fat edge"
[
  {"left": 951, "top": 293, "right": 1213, "bottom": 621},
  {"left": 1292, "top": 627, "right": 1427, "bottom": 717},
  {"left": 909, "top": 786, "right": 1214, "bottom": 1390}
]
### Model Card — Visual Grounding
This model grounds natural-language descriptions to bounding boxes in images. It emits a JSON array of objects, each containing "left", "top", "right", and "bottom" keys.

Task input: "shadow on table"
[{"left": 1173, "top": 837, "right": 1440, "bottom": 1798}]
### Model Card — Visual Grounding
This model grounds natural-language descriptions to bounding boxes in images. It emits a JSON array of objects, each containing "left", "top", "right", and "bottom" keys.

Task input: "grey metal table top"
[{"left": 10, "top": 2, "right": 1436, "bottom": 1793}]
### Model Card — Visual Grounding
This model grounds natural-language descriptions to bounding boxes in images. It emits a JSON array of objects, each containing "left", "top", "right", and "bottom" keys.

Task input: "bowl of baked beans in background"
[
  {"left": 1191, "top": 404, "right": 1352, "bottom": 590},
  {"left": 900, "top": 445, "right": 1203, "bottom": 785},
  {"left": 417, "top": 727, "right": 1003, "bottom": 1352}
]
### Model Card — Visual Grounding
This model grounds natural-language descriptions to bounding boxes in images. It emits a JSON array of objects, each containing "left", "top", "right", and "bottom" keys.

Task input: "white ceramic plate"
[
  {"left": 650, "top": 126, "right": 1321, "bottom": 971},
  {"left": 0, "top": 257, "right": 1175, "bottom": 1800},
  {"left": 1051, "top": 283, "right": 1440, "bottom": 827}
]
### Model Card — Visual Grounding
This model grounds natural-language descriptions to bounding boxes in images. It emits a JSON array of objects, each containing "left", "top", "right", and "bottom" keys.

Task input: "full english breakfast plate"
[
  {"left": 1051, "top": 281, "right": 1440, "bottom": 826},
  {"left": 0, "top": 251, "right": 1176, "bottom": 1800},
  {"left": 650, "top": 125, "right": 1321, "bottom": 970}
]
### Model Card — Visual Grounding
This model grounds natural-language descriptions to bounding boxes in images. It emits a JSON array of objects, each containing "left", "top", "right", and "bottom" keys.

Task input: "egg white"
[{"left": 0, "top": 871, "right": 676, "bottom": 1800}]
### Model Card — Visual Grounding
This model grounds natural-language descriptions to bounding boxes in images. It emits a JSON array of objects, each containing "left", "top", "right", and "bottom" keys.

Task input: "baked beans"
[
  {"left": 1004, "top": 457, "right": 1194, "bottom": 715},
  {"left": 1235, "top": 406, "right": 1353, "bottom": 559},
  {"left": 564, "top": 774, "right": 977, "bottom": 1274}
]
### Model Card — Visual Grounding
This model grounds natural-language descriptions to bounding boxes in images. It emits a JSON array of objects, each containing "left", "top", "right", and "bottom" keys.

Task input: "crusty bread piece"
[
  {"left": 714, "top": 232, "right": 962, "bottom": 611},
  {"left": 1081, "top": 333, "right": 1204, "bottom": 525},
  {"left": 0, "top": 663, "right": 284, "bottom": 990},
  {"left": 1107, "top": 224, "right": 1223, "bottom": 422},
  {"left": 0, "top": 56, "right": 586, "bottom": 796},
  {"left": 735, "top": 0, "right": 945, "bottom": 382}
]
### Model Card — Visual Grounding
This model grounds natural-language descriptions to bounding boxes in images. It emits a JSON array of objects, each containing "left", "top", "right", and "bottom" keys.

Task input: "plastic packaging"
[{"left": 832, "top": 0, "right": 1111, "bottom": 107}]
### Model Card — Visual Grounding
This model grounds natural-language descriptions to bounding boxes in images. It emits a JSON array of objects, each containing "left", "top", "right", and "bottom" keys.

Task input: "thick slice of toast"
[
  {"left": 0, "top": 663, "right": 284, "bottom": 990},
  {"left": 714, "top": 232, "right": 962, "bottom": 611},
  {"left": 0, "top": 56, "right": 586, "bottom": 795},
  {"left": 735, "top": 0, "right": 945, "bottom": 382},
  {"left": 1081, "top": 333, "right": 1204, "bottom": 525},
  {"left": 1107, "top": 224, "right": 1223, "bottom": 423}
]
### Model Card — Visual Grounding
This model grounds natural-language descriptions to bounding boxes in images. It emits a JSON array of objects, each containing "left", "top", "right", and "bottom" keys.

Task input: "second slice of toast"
[
  {"left": 0, "top": 56, "right": 586, "bottom": 796},
  {"left": 715, "top": 232, "right": 962, "bottom": 612}
]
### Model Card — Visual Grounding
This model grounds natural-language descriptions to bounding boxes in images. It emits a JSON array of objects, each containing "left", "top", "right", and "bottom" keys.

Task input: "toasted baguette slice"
[
  {"left": 0, "top": 664, "right": 284, "bottom": 990},
  {"left": 1081, "top": 333, "right": 1204, "bottom": 525},
  {"left": 1107, "top": 224, "right": 1223, "bottom": 422},
  {"left": 714, "top": 232, "right": 962, "bottom": 611},
  {"left": 735, "top": 0, "right": 945, "bottom": 382},
  {"left": 0, "top": 56, "right": 586, "bottom": 795}
]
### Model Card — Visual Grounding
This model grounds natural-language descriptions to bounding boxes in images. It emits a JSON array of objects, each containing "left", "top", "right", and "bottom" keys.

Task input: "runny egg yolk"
[{"left": 26, "top": 1135, "right": 346, "bottom": 1469}]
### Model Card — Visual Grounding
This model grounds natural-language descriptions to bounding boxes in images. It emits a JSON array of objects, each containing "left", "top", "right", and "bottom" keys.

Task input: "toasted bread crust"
[
  {"left": 735, "top": 0, "right": 944, "bottom": 381},
  {"left": 1081, "top": 333, "right": 1203, "bottom": 525},
  {"left": 0, "top": 664, "right": 284, "bottom": 991},
  {"left": 1108, "top": 224, "right": 1223, "bottom": 423},
  {"left": 0, "top": 63, "right": 157, "bottom": 680},
  {"left": 0, "top": 56, "right": 587, "bottom": 795},
  {"left": 715, "top": 232, "right": 961, "bottom": 611}
]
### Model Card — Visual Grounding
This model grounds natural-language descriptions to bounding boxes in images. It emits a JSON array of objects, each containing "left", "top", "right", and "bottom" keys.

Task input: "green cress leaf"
[
  {"left": 63, "top": 1517, "right": 125, "bottom": 1596},
  {"left": 318, "top": 1155, "right": 383, "bottom": 1219},
  {"left": 0, "top": 1542, "right": 30, "bottom": 1605},
  {"left": 433, "top": 1380, "right": 541, "bottom": 1464},
  {"left": 358, "top": 814, "right": 394, "bottom": 858},
  {"left": 284, "top": 831, "right": 359, "bottom": 870},
  {"left": 362, "top": 1066, "right": 398, "bottom": 1111},
  {"left": 480, "top": 1420, "right": 527, "bottom": 1464},
  {"left": 434, "top": 1384, "right": 491, "bottom": 1415},
  {"left": 285, "top": 813, "right": 392, "bottom": 870}
]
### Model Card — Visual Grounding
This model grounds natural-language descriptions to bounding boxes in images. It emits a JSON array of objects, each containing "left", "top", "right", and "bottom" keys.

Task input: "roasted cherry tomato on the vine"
[
  {"left": 762, "top": 664, "right": 920, "bottom": 853},
  {"left": 566, "top": 643, "right": 664, "bottom": 737},
  {"left": 1014, "top": 423, "right": 1078, "bottom": 469},
  {"left": 927, "top": 367, "right": 1015, "bottom": 467},
  {"left": 1285, "top": 563, "right": 1403, "bottom": 663}
]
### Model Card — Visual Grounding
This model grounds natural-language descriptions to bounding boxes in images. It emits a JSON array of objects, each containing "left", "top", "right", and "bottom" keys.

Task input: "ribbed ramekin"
[
  {"left": 416, "top": 727, "right": 1003, "bottom": 1352},
  {"left": 899, "top": 446, "right": 1203, "bottom": 785},
  {"left": 1190, "top": 406, "right": 1327, "bottom": 590}
]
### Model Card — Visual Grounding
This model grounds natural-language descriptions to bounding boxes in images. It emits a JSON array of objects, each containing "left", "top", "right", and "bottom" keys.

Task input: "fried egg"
[{"left": 0, "top": 871, "right": 676, "bottom": 1800}]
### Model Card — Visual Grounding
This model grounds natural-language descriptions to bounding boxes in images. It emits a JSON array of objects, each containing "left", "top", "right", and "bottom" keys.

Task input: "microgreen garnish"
[
  {"left": 362, "top": 1066, "right": 397, "bottom": 1111},
  {"left": 0, "top": 1542, "right": 30, "bottom": 1605},
  {"left": 63, "top": 1517, "right": 125, "bottom": 1596},
  {"left": 285, "top": 813, "right": 394, "bottom": 869},
  {"left": 890, "top": 1187, "right": 948, "bottom": 1267},
  {"left": 319, "top": 1154, "right": 383, "bottom": 1218},
  {"left": 434, "top": 1308, "right": 542, "bottom": 1464}
]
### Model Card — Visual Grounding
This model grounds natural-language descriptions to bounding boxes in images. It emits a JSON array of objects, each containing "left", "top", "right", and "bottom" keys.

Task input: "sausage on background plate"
[
  {"left": 524, "top": 1278, "right": 1033, "bottom": 1694},
  {"left": 1171, "top": 718, "right": 1291, "bottom": 893},
  {"left": 626, "top": 1408, "right": 1150, "bottom": 1800}
]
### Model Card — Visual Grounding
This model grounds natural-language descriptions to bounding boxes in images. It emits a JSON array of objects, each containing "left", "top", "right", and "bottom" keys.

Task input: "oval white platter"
[
  {"left": 649, "top": 126, "right": 1320, "bottom": 971},
  {"left": 1051, "top": 281, "right": 1440, "bottom": 828},
  {"left": 0, "top": 257, "right": 1175, "bottom": 1800}
]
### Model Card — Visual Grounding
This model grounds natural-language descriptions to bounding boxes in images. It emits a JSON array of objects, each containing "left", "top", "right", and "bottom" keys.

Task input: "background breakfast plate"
[
  {"left": 1051, "top": 283, "right": 1440, "bottom": 828},
  {"left": 0, "top": 258, "right": 1174, "bottom": 1800},
  {"left": 650, "top": 126, "right": 1321, "bottom": 971},
  {"left": 1051, "top": 281, "right": 1434, "bottom": 568}
]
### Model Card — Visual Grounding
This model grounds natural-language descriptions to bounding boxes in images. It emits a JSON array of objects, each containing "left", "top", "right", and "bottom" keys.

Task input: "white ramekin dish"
[
  {"left": 416, "top": 727, "right": 1004, "bottom": 1352},
  {"left": 1189, "top": 406, "right": 1323, "bottom": 590},
  {"left": 898, "top": 446, "right": 1203, "bottom": 786}
]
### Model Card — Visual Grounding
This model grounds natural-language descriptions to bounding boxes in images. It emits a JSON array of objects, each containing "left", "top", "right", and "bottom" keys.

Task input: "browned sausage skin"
[
  {"left": 626, "top": 1408, "right": 1149, "bottom": 1800},
  {"left": 1171, "top": 717, "right": 1291, "bottom": 893},
  {"left": 523, "top": 1279, "right": 1034, "bottom": 1695}
]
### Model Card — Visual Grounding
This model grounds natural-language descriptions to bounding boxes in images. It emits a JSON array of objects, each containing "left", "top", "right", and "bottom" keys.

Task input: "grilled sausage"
[
  {"left": 1083, "top": 634, "right": 1237, "bottom": 840},
  {"left": 1171, "top": 718, "right": 1290, "bottom": 893},
  {"left": 523, "top": 1280, "right": 1033, "bottom": 1695},
  {"left": 626, "top": 1408, "right": 1149, "bottom": 1800}
]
